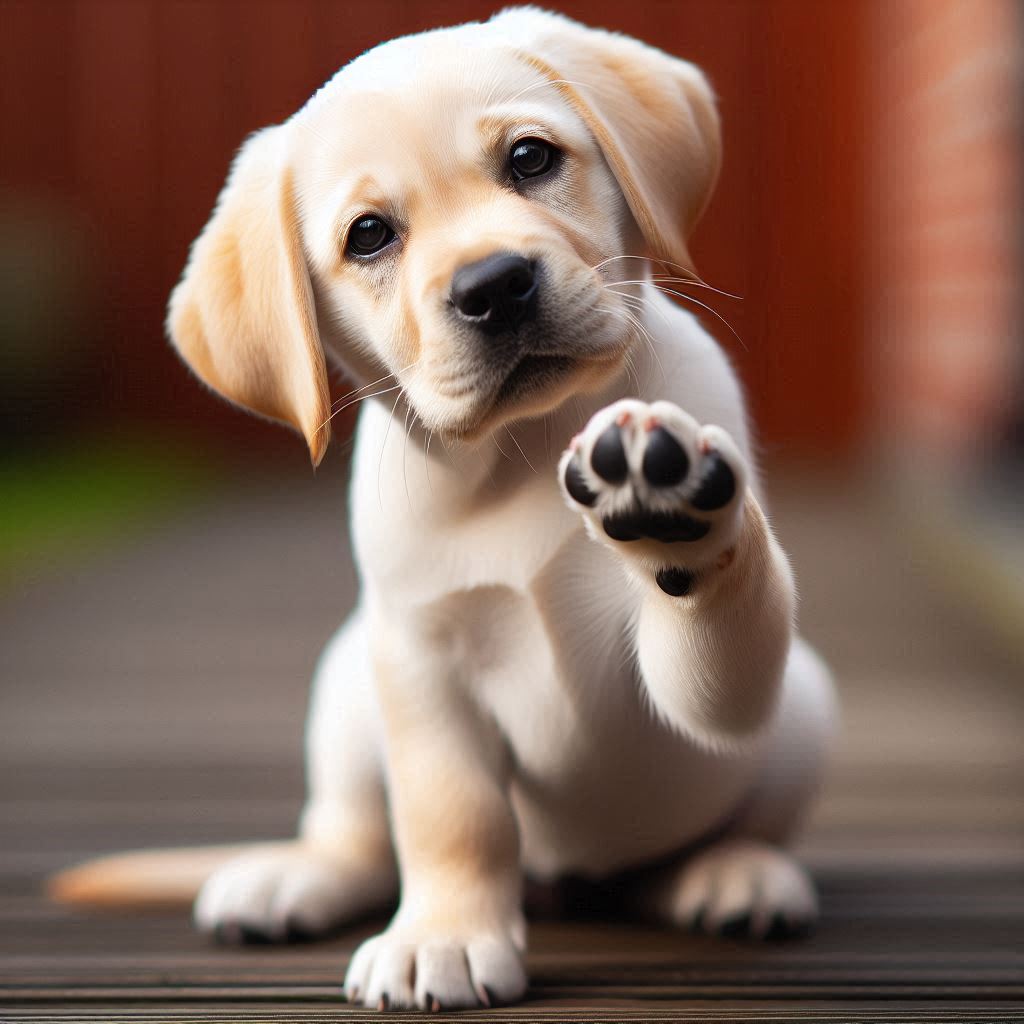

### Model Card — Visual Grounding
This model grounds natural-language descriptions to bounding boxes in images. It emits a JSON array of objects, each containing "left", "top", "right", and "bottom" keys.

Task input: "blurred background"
[{"left": 1, "top": 0, "right": 1022, "bottom": 946}]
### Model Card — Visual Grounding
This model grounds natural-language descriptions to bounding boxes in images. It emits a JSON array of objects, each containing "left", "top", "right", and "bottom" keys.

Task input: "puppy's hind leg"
[
  {"left": 195, "top": 609, "right": 398, "bottom": 943},
  {"left": 631, "top": 639, "right": 836, "bottom": 940}
]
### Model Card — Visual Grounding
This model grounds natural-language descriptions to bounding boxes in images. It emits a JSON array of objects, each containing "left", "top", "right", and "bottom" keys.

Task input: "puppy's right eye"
[{"left": 346, "top": 216, "right": 395, "bottom": 258}]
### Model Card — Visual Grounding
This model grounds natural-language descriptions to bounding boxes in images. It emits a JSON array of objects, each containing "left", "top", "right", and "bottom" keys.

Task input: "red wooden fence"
[{"left": 1, "top": 0, "right": 869, "bottom": 459}]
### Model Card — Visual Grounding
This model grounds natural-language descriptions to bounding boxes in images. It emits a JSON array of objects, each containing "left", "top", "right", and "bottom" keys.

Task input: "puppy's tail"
[{"left": 47, "top": 844, "right": 254, "bottom": 909}]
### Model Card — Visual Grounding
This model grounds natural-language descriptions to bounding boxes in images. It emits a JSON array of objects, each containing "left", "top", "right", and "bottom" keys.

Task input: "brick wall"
[{"left": 872, "top": 0, "right": 1022, "bottom": 465}]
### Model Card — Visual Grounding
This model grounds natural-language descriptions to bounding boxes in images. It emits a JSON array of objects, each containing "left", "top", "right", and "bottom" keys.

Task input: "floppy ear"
[
  {"left": 167, "top": 126, "right": 331, "bottom": 465},
  {"left": 495, "top": 8, "right": 721, "bottom": 274}
]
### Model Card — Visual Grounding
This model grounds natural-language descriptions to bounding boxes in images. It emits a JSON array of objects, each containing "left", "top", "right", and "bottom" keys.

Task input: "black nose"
[{"left": 450, "top": 253, "right": 538, "bottom": 334}]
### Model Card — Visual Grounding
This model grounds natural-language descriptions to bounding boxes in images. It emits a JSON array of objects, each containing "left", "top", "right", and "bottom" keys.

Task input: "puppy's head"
[{"left": 168, "top": 9, "right": 720, "bottom": 463}]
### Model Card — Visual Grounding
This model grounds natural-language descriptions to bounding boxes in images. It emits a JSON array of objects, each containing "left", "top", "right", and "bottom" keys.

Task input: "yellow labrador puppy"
[{"left": 54, "top": 8, "right": 836, "bottom": 1011}]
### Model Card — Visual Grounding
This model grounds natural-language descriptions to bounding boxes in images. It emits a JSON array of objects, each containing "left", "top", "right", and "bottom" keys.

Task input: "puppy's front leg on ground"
[
  {"left": 561, "top": 399, "right": 796, "bottom": 747},
  {"left": 344, "top": 616, "right": 527, "bottom": 1011}
]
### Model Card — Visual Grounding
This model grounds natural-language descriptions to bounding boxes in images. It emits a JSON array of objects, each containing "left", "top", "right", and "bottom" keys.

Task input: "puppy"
[{"left": 52, "top": 8, "right": 836, "bottom": 1011}]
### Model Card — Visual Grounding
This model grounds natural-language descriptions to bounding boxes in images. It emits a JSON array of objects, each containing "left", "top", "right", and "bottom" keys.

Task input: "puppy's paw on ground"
[
  {"left": 560, "top": 399, "right": 747, "bottom": 579},
  {"left": 665, "top": 839, "right": 818, "bottom": 940},
  {"left": 344, "top": 925, "right": 526, "bottom": 1010},
  {"left": 193, "top": 844, "right": 361, "bottom": 943}
]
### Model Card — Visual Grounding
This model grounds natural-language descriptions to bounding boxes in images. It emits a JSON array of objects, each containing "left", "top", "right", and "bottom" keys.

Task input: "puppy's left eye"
[
  {"left": 510, "top": 138, "right": 559, "bottom": 181},
  {"left": 346, "top": 215, "right": 396, "bottom": 258}
]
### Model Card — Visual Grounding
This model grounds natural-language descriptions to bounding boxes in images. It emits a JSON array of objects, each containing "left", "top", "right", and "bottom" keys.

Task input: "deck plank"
[{"left": 2, "top": 464, "right": 1022, "bottom": 1020}]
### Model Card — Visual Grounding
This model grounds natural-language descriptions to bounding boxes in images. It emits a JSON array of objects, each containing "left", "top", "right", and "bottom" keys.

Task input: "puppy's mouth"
[{"left": 493, "top": 354, "right": 577, "bottom": 409}]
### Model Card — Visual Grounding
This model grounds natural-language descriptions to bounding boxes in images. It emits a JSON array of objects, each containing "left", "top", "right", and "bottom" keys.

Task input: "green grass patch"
[{"left": 1, "top": 437, "right": 217, "bottom": 586}]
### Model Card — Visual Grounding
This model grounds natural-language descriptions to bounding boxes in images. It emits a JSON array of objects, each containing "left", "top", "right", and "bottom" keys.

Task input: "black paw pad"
[
  {"left": 656, "top": 567, "right": 695, "bottom": 596},
  {"left": 764, "top": 913, "right": 814, "bottom": 941},
  {"left": 691, "top": 452, "right": 736, "bottom": 511},
  {"left": 564, "top": 457, "right": 598, "bottom": 506},
  {"left": 238, "top": 924, "right": 276, "bottom": 945},
  {"left": 603, "top": 509, "right": 711, "bottom": 543},
  {"left": 717, "top": 912, "right": 753, "bottom": 938},
  {"left": 283, "top": 918, "right": 318, "bottom": 944},
  {"left": 591, "top": 424, "right": 628, "bottom": 483},
  {"left": 642, "top": 427, "right": 689, "bottom": 487}
]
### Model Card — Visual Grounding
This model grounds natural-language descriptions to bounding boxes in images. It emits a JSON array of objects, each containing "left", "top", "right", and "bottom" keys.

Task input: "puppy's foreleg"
[
  {"left": 343, "top": 619, "right": 526, "bottom": 1011},
  {"left": 561, "top": 399, "right": 795, "bottom": 747},
  {"left": 634, "top": 494, "right": 795, "bottom": 745}
]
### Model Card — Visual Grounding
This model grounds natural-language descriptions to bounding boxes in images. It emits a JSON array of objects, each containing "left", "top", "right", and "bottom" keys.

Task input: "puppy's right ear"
[{"left": 167, "top": 126, "right": 331, "bottom": 465}]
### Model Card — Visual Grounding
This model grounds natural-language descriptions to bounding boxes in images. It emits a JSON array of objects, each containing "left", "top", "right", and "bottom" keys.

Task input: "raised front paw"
[
  {"left": 344, "top": 919, "right": 527, "bottom": 1011},
  {"left": 559, "top": 399, "right": 747, "bottom": 589}
]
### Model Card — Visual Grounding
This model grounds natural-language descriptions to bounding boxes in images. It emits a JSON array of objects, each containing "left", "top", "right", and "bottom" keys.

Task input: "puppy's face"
[
  {"left": 168, "top": 10, "right": 720, "bottom": 462},
  {"left": 295, "top": 41, "right": 635, "bottom": 439}
]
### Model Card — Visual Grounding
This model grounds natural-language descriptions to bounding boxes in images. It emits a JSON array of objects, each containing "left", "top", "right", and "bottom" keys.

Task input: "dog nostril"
[
  {"left": 459, "top": 292, "right": 491, "bottom": 318},
  {"left": 506, "top": 265, "right": 535, "bottom": 299}
]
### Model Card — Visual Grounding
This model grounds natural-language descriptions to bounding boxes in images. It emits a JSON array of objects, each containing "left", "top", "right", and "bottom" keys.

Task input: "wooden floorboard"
[{"left": 2, "top": 463, "right": 1022, "bottom": 1020}]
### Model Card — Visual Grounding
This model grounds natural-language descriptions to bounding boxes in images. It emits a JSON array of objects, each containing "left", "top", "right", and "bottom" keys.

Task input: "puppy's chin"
[{"left": 419, "top": 345, "right": 632, "bottom": 444}]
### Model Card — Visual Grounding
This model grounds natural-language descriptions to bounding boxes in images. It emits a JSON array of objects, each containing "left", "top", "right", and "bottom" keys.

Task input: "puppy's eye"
[
  {"left": 510, "top": 138, "right": 559, "bottom": 181},
  {"left": 346, "top": 215, "right": 395, "bottom": 257}
]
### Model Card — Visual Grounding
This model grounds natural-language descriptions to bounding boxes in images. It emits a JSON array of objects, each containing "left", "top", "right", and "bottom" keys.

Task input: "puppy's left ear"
[{"left": 495, "top": 9, "right": 721, "bottom": 273}]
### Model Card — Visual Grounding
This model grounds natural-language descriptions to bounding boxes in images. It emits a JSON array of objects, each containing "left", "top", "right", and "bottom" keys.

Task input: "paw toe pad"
[
  {"left": 564, "top": 457, "right": 598, "bottom": 507},
  {"left": 591, "top": 424, "right": 628, "bottom": 483},
  {"left": 690, "top": 452, "right": 736, "bottom": 511},
  {"left": 642, "top": 427, "right": 689, "bottom": 487}
]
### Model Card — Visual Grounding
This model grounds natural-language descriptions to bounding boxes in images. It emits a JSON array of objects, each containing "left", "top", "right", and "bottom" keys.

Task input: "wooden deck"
[{"left": 2, "top": 460, "right": 1022, "bottom": 1021}]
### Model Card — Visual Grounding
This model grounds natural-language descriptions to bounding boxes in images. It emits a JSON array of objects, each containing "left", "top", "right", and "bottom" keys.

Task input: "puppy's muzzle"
[{"left": 450, "top": 253, "right": 538, "bottom": 335}]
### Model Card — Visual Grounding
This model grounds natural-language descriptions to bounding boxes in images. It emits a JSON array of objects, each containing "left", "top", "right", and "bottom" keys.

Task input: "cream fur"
[{"left": 52, "top": 8, "right": 837, "bottom": 1012}]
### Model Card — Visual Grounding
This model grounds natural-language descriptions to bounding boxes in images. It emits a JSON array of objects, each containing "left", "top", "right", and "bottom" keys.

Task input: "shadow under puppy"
[{"left": 52, "top": 7, "right": 837, "bottom": 1011}]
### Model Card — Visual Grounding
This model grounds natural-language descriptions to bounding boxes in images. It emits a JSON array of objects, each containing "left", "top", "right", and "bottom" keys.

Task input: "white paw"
[
  {"left": 560, "top": 399, "right": 747, "bottom": 586},
  {"left": 194, "top": 844, "right": 364, "bottom": 942},
  {"left": 344, "top": 921, "right": 527, "bottom": 1011},
  {"left": 667, "top": 839, "right": 818, "bottom": 939}
]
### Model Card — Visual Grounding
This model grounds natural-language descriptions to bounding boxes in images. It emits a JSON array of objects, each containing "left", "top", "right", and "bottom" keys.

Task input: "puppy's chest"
[
  {"left": 357, "top": 465, "right": 583, "bottom": 602},
  {"left": 423, "top": 531, "right": 642, "bottom": 767}
]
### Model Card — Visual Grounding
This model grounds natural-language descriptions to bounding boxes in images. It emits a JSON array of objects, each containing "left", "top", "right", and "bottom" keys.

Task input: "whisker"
[
  {"left": 600, "top": 299, "right": 667, "bottom": 388},
  {"left": 423, "top": 428, "right": 435, "bottom": 498},
  {"left": 617, "top": 282, "right": 748, "bottom": 352},
  {"left": 492, "top": 430, "right": 513, "bottom": 463},
  {"left": 328, "top": 360, "right": 419, "bottom": 413},
  {"left": 592, "top": 254, "right": 743, "bottom": 300},
  {"left": 328, "top": 371, "right": 396, "bottom": 413},
  {"left": 377, "top": 388, "right": 405, "bottom": 513},
  {"left": 505, "top": 424, "right": 537, "bottom": 474},
  {"left": 625, "top": 310, "right": 668, "bottom": 389},
  {"left": 595, "top": 305, "right": 644, "bottom": 391},
  {"left": 315, "top": 382, "right": 404, "bottom": 436},
  {"left": 504, "top": 76, "right": 608, "bottom": 106},
  {"left": 618, "top": 275, "right": 744, "bottom": 303},
  {"left": 603, "top": 284, "right": 674, "bottom": 338},
  {"left": 401, "top": 402, "right": 413, "bottom": 511}
]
